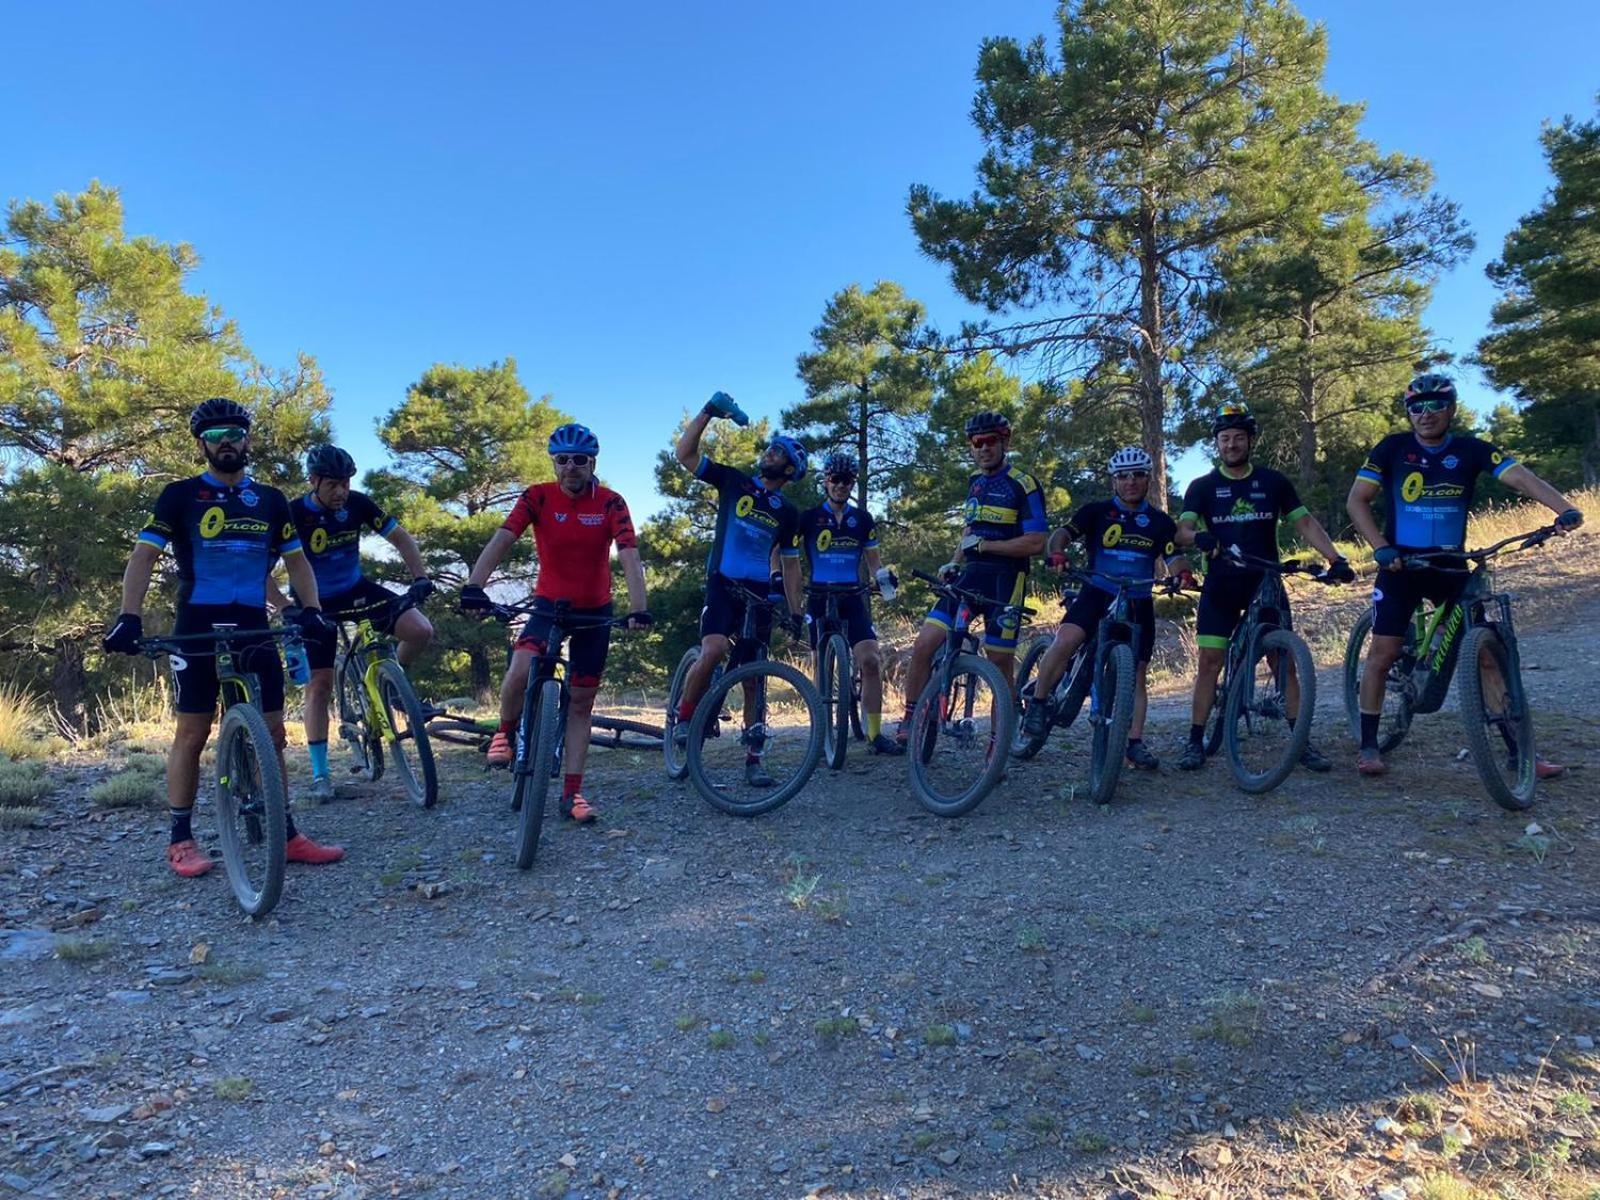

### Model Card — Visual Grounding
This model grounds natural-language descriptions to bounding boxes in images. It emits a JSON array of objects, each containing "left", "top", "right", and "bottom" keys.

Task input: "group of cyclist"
[{"left": 103, "top": 372, "right": 1584, "bottom": 882}]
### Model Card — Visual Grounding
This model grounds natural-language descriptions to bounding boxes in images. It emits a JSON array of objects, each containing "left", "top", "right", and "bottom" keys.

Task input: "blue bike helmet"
[
  {"left": 548, "top": 423, "right": 600, "bottom": 457},
  {"left": 767, "top": 435, "right": 809, "bottom": 481}
]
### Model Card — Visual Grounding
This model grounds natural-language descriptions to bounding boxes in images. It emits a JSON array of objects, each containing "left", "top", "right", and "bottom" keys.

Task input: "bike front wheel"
[
  {"left": 687, "top": 660, "right": 823, "bottom": 817},
  {"left": 513, "top": 678, "right": 563, "bottom": 869},
  {"left": 376, "top": 660, "right": 438, "bottom": 808},
  {"left": 1342, "top": 609, "right": 1414, "bottom": 753},
  {"left": 663, "top": 647, "right": 699, "bottom": 781},
  {"left": 1224, "top": 628, "right": 1314, "bottom": 794},
  {"left": 213, "top": 703, "right": 287, "bottom": 918},
  {"left": 908, "top": 652, "right": 1015, "bottom": 818},
  {"left": 1086, "top": 642, "right": 1135, "bottom": 807},
  {"left": 818, "top": 633, "right": 852, "bottom": 770},
  {"left": 1457, "top": 624, "right": 1536, "bottom": 812}
]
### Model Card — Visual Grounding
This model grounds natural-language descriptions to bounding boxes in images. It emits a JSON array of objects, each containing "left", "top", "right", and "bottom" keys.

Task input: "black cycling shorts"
[
  {"left": 925, "top": 563, "right": 1026, "bottom": 653},
  {"left": 1063, "top": 587, "right": 1156, "bottom": 665},
  {"left": 1370, "top": 566, "right": 1468, "bottom": 638},
  {"left": 1195, "top": 569, "right": 1281, "bottom": 650},
  {"left": 305, "top": 578, "right": 403, "bottom": 672},
  {"left": 806, "top": 592, "right": 876, "bottom": 649},
  {"left": 170, "top": 604, "right": 285, "bottom": 716},
  {"left": 515, "top": 598, "right": 613, "bottom": 686},
  {"left": 700, "top": 575, "right": 774, "bottom": 666}
]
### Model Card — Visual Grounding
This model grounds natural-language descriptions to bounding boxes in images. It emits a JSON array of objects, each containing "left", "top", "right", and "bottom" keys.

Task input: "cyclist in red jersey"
[{"left": 460, "top": 424, "right": 649, "bottom": 823}]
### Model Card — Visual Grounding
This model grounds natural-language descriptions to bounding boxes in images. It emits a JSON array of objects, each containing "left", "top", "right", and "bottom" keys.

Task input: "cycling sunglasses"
[
  {"left": 1113, "top": 470, "right": 1150, "bottom": 481},
  {"left": 968, "top": 434, "right": 1004, "bottom": 450},
  {"left": 198, "top": 426, "right": 248, "bottom": 444},
  {"left": 825, "top": 472, "right": 856, "bottom": 484},
  {"left": 1405, "top": 398, "right": 1451, "bottom": 415},
  {"left": 552, "top": 453, "right": 592, "bottom": 466},
  {"left": 1215, "top": 402, "right": 1251, "bottom": 417}
]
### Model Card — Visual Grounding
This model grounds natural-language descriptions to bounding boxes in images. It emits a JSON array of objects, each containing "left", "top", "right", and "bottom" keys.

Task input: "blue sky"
[{"left": 9, "top": 1, "right": 1597, "bottom": 513}]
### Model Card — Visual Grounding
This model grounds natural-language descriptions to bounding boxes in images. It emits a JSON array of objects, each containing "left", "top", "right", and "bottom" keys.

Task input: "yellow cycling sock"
[{"left": 866, "top": 712, "right": 881, "bottom": 739}]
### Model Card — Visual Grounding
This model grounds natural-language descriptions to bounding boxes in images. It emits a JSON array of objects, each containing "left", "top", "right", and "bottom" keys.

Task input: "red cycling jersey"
[{"left": 501, "top": 481, "right": 638, "bottom": 607}]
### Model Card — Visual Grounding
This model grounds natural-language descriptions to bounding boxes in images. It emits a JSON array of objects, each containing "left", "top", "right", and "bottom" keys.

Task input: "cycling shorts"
[
  {"left": 305, "top": 579, "right": 403, "bottom": 671},
  {"left": 515, "top": 599, "right": 613, "bottom": 685},
  {"left": 700, "top": 575, "right": 773, "bottom": 667},
  {"left": 1064, "top": 588, "right": 1156, "bottom": 665},
  {"left": 1370, "top": 566, "right": 1468, "bottom": 638},
  {"left": 806, "top": 592, "right": 876, "bottom": 650},
  {"left": 170, "top": 604, "right": 285, "bottom": 716},
  {"left": 925, "top": 564, "right": 1026, "bottom": 654}
]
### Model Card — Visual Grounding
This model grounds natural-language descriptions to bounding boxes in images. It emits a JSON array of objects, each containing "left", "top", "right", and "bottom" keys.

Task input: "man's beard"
[{"left": 204, "top": 443, "right": 249, "bottom": 473}]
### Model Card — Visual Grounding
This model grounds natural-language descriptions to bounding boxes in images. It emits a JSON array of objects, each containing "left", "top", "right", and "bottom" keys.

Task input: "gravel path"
[{"left": 4, "top": 562, "right": 1599, "bottom": 1199}]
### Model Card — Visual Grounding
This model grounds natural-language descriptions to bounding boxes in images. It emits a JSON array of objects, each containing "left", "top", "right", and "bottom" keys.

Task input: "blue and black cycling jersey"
[
  {"left": 695, "top": 457, "right": 800, "bottom": 584},
  {"left": 138, "top": 473, "right": 302, "bottom": 608},
  {"left": 1063, "top": 498, "right": 1181, "bottom": 599},
  {"left": 962, "top": 463, "right": 1049, "bottom": 568},
  {"left": 289, "top": 490, "right": 398, "bottom": 598},
  {"left": 798, "top": 503, "right": 877, "bottom": 585},
  {"left": 1355, "top": 433, "right": 1515, "bottom": 552}
]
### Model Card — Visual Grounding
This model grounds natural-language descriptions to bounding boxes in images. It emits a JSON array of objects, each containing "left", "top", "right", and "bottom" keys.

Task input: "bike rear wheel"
[
  {"left": 213, "top": 703, "right": 287, "bottom": 918},
  {"left": 336, "top": 652, "right": 384, "bottom": 782},
  {"left": 818, "top": 633, "right": 852, "bottom": 770},
  {"left": 1224, "top": 628, "right": 1314, "bottom": 794},
  {"left": 909, "top": 652, "right": 1015, "bottom": 818},
  {"left": 513, "top": 678, "right": 563, "bottom": 869},
  {"left": 687, "top": 660, "right": 823, "bottom": 816},
  {"left": 1086, "top": 642, "right": 1135, "bottom": 806},
  {"left": 1342, "top": 609, "right": 1414, "bottom": 754},
  {"left": 1457, "top": 624, "right": 1537, "bottom": 811},
  {"left": 1010, "top": 635, "right": 1051, "bottom": 760},
  {"left": 663, "top": 648, "right": 699, "bottom": 781},
  {"left": 376, "top": 660, "right": 438, "bottom": 808}
]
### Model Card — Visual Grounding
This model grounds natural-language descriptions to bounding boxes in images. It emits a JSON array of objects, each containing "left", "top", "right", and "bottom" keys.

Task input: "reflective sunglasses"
[
  {"left": 826, "top": 472, "right": 856, "bottom": 484},
  {"left": 1215, "top": 402, "right": 1251, "bottom": 417},
  {"left": 198, "top": 426, "right": 248, "bottom": 444},
  {"left": 1113, "top": 470, "right": 1150, "bottom": 481},
  {"left": 1405, "top": 398, "right": 1451, "bottom": 415},
  {"left": 968, "top": 434, "right": 1003, "bottom": 450},
  {"left": 552, "top": 453, "right": 592, "bottom": 466}
]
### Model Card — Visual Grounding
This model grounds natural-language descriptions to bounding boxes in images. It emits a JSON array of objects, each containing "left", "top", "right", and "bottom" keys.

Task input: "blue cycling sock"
[{"left": 308, "top": 740, "right": 329, "bottom": 780}]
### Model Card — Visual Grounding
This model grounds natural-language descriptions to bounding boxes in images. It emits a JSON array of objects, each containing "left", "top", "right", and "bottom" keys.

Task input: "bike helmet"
[
  {"left": 1210, "top": 400, "right": 1258, "bottom": 438},
  {"left": 964, "top": 410, "right": 1012, "bottom": 438},
  {"left": 767, "top": 435, "right": 809, "bottom": 481},
  {"left": 1403, "top": 373, "right": 1457, "bottom": 406},
  {"left": 1107, "top": 445, "right": 1154, "bottom": 475},
  {"left": 822, "top": 451, "right": 857, "bottom": 479},
  {"left": 548, "top": 422, "right": 600, "bottom": 456},
  {"left": 305, "top": 443, "right": 356, "bottom": 479},
  {"left": 189, "top": 397, "right": 252, "bottom": 437}
]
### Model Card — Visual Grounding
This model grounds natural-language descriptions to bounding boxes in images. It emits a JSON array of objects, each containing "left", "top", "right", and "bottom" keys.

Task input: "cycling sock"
[
  {"left": 563, "top": 773, "right": 582, "bottom": 798},
  {"left": 497, "top": 718, "right": 516, "bottom": 736},
  {"left": 866, "top": 712, "right": 881, "bottom": 739},
  {"left": 746, "top": 753, "right": 762, "bottom": 766},
  {"left": 1126, "top": 737, "right": 1144, "bottom": 750},
  {"left": 284, "top": 809, "right": 299, "bottom": 841},
  {"left": 1188, "top": 723, "right": 1205, "bottom": 747},
  {"left": 676, "top": 700, "right": 695, "bottom": 723},
  {"left": 1359, "top": 711, "right": 1380, "bottom": 750},
  {"left": 307, "top": 740, "right": 329, "bottom": 780},
  {"left": 169, "top": 807, "right": 193, "bottom": 845}
]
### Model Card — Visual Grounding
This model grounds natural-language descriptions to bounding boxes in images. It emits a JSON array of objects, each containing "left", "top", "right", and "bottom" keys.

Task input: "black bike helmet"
[
  {"left": 964, "top": 410, "right": 1012, "bottom": 438},
  {"left": 1210, "top": 401, "right": 1258, "bottom": 438},
  {"left": 822, "top": 451, "right": 857, "bottom": 479},
  {"left": 1404, "top": 373, "right": 1457, "bottom": 405},
  {"left": 305, "top": 443, "right": 357, "bottom": 479},
  {"left": 189, "top": 397, "right": 252, "bottom": 437}
]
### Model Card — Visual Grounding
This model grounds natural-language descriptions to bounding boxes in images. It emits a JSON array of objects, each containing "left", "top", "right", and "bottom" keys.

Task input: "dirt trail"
[{"left": 4, "top": 554, "right": 1599, "bottom": 1199}]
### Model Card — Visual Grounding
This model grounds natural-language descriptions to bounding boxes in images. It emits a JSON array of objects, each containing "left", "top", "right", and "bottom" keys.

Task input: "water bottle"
[
  {"left": 283, "top": 635, "right": 310, "bottom": 686},
  {"left": 708, "top": 391, "right": 750, "bottom": 427},
  {"left": 875, "top": 567, "right": 898, "bottom": 602}
]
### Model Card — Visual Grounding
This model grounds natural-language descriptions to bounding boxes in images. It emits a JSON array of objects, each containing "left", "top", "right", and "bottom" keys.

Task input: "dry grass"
[{"left": 0, "top": 680, "right": 59, "bottom": 759}]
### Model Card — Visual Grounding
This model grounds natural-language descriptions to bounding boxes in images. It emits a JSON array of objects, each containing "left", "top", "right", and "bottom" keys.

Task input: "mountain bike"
[
  {"left": 137, "top": 624, "right": 304, "bottom": 917},
  {"left": 905, "top": 570, "right": 1023, "bottom": 817},
  {"left": 1011, "top": 577, "right": 1090, "bottom": 761},
  {"left": 1020, "top": 570, "right": 1184, "bottom": 805},
  {"left": 1201, "top": 550, "right": 1336, "bottom": 794},
  {"left": 474, "top": 600, "right": 633, "bottom": 869},
  {"left": 665, "top": 577, "right": 825, "bottom": 816},
  {"left": 333, "top": 590, "right": 437, "bottom": 808},
  {"left": 808, "top": 582, "right": 869, "bottom": 770},
  {"left": 1342, "top": 525, "right": 1558, "bottom": 811}
]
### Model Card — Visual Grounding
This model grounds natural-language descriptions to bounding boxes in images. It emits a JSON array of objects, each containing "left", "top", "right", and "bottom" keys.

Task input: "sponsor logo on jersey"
[
  {"left": 336, "top": 508, "right": 349, "bottom": 522},
  {"left": 1134, "top": 513, "right": 1149, "bottom": 527},
  {"left": 555, "top": 512, "right": 568, "bottom": 522},
  {"left": 768, "top": 495, "right": 781, "bottom": 509},
  {"left": 239, "top": 489, "right": 259, "bottom": 507},
  {"left": 1102, "top": 524, "right": 1123, "bottom": 547},
  {"left": 310, "top": 528, "right": 329, "bottom": 553},
  {"left": 735, "top": 495, "right": 755, "bottom": 518},
  {"left": 816, "top": 529, "right": 833, "bottom": 552},
  {"left": 578, "top": 513, "right": 604, "bottom": 526},
  {"left": 1402, "top": 472, "right": 1426, "bottom": 503},
  {"left": 1443, "top": 455, "right": 1459, "bottom": 469}
]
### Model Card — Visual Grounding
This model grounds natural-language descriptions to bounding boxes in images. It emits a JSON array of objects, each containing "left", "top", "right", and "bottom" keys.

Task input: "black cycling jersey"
[
  {"left": 138, "top": 473, "right": 301, "bottom": 608},
  {"left": 1063, "top": 498, "right": 1180, "bottom": 598},
  {"left": 290, "top": 491, "right": 398, "bottom": 597},
  {"left": 798, "top": 503, "right": 878, "bottom": 586},
  {"left": 1180, "top": 465, "right": 1307, "bottom": 575}
]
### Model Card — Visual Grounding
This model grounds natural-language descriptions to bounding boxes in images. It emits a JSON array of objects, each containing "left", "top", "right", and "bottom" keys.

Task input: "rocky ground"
[{"left": 4, "top": 539, "right": 1600, "bottom": 1200}]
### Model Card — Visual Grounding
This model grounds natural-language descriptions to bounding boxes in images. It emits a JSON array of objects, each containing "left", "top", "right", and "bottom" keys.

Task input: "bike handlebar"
[
  {"left": 135, "top": 624, "right": 302, "bottom": 660},
  {"left": 1398, "top": 524, "right": 1558, "bottom": 570},
  {"left": 910, "top": 569, "right": 1037, "bottom": 618},
  {"left": 1216, "top": 548, "right": 1341, "bottom": 583}
]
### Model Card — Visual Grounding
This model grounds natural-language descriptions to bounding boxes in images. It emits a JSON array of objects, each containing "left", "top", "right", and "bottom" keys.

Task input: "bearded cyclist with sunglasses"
[
  {"left": 1347, "top": 373, "right": 1582, "bottom": 777},
  {"left": 461, "top": 423, "right": 649, "bottom": 824}
]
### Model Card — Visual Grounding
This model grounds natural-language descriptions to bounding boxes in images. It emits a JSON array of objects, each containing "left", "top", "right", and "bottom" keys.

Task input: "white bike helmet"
[{"left": 1107, "top": 445, "right": 1154, "bottom": 475}]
